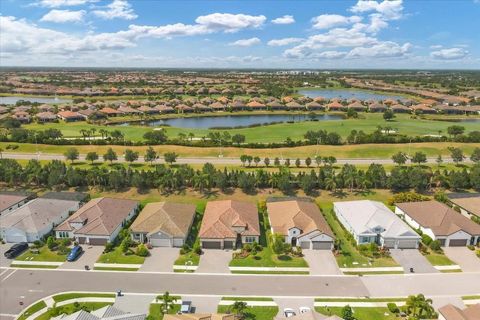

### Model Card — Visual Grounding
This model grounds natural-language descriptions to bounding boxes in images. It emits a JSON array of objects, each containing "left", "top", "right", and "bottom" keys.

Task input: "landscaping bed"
[
  {"left": 315, "top": 306, "right": 397, "bottom": 320},
  {"left": 17, "top": 301, "right": 47, "bottom": 320},
  {"left": 97, "top": 246, "right": 145, "bottom": 265},
  {"left": 148, "top": 303, "right": 181, "bottom": 320},
  {"left": 15, "top": 243, "right": 67, "bottom": 262},
  {"left": 174, "top": 205, "right": 204, "bottom": 266},
  {"left": 35, "top": 302, "right": 112, "bottom": 320},
  {"left": 217, "top": 305, "right": 279, "bottom": 320},
  {"left": 52, "top": 293, "right": 116, "bottom": 303}
]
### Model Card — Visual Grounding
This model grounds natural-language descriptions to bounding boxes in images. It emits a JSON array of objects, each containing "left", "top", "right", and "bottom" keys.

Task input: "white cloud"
[
  {"left": 40, "top": 9, "right": 85, "bottom": 23},
  {"left": 271, "top": 15, "right": 295, "bottom": 25},
  {"left": 430, "top": 45, "right": 443, "bottom": 49},
  {"left": 93, "top": 0, "right": 137, "bottom": 20},
  {"left": 37, "top": 0, "right": 98, "bottom": 7},
  {"left": 195, "top": 13, "right": 266, "bottom": 33},
  {"left": 267, "top": 37, "right": 303, "bottom": 46},
  {"left": 348, "top": 41, "right": 411, "bottom": 57},
  {"left": 315, "top": 51, "right": 347, "bottom": 59},
  {"left": 431, "top": 47, "right": 469, "bottom": 60},
  {"left": 229, "top": 37, "right": 261, "bottom": 47},
  {"left": 350, "top": 0, "right": 404, "bottom": 20},
  {"left": 311, "top": 14, "right": 362, "bottom": 29}
]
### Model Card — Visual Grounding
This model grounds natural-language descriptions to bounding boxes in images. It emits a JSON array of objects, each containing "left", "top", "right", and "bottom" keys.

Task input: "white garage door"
[
  {"left": 312, "top": 241, "right": 332, "bottom": 250},
  {"left": 150, "top": 238, "right": 171, "bottom": 247},
  {"left": 172, "top": 238, "right": 184, "bottom": 247},
  {"left": 6, "top": 234, "right": 27, "bottom": 243},
  {"left": 397, "top": 240, "right": 418, "bottom": 249},
  {"left": 300, "top": 241, "right": 311, "bottom": 249}
]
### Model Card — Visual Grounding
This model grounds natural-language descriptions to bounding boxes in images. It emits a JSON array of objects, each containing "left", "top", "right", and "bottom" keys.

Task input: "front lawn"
[
  {"left": 148, "top": 303, "right": 181, "bottom": 320},
  {"left": 423, "top": 251, "right": 455, "bottom": 266},
  {"left": 315, "top": 307, "right": 397, "bottom": 320},
  {"left": 52, "top": 293, "right": 115, "bottom": 303},
  {"left": 97, "top": 246, "right": 145, "bottom": 264},
  {"left": 17, "top": 301, "right": 47, "bottom": 320},
  {"left": 15, "top": 246, "right": 66, "bottom": 262},
  {"left": 35, "top": 302, "right": 112, "bottom": 320},
  {"left": 174, "top": 205, "right": 205, "bottom": 266},
  {"left": 174, "top": 251, "right": 200, "bottom": 266},
  {"left": 217, "top": 306, "right": 279, "bottom": 320}
]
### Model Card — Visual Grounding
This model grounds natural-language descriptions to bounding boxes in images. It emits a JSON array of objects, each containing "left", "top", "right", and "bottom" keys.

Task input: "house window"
[{"left": 245, "top": 237, "right": 256, "bottom": 243}]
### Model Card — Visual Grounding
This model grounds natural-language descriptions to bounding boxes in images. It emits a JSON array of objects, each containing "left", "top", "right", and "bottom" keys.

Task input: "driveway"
[
  {"left": 303, "top": 250, "right": 341, "bottom": 275},
  {"left": 182, "top": 295, "right": 220, "bottom": 313},
  {"left": 0, "top": 244, "right": 13, "bottom": 268},
  {"left": 59, "top": 245, "right": 104, "bottom": 270},
  {"left": 274, "top": 297, "right": 312, "bottom": 315},
  {"left": 114, "top": 293, "right": 154, "bottom": 314},
  {"left": 140, "top": 248, "right": 179, "bottom": 272},
  {"left": 196, "top": 250, "right": 232, "bottom": 273},
  {"left": 443, "top": 247, "right": 480, "bottom": 272},
  {"left": 390, "top": 249, "right": 438, "bottom": 274}
]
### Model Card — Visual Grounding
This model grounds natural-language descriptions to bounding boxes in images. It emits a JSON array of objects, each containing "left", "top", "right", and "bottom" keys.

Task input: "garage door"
[
  {"left": 172, "top": 238, "right": 184, "bottom": 247},
  {"left": 202, "top": 241, "right": 221, "bottom": 249},
  {"left": 224, "top": 241, "right": 234, "bottom": 249},
  {"left": 6, "top": 234, "right": 27, "bottom": 243},
  {"left": 89, "top": 238, "right": 107, "bottom": 245},
  {"left": 77, "top": 237, "right": 86, "bottom": 244},
  {"left": 449, "top": 239, "right": 468, "bottom": 247},
  {"left": 397, "top": 240, "right": 418, "bottom": 249},
  {"left": 312, "top": 241, "right": 332, "bottom": 250},
  {"left": 300, "top": 241, "right": 311, "bottom": 249},
  {"left": 150, "top": 238, "right": 171, "bottom": 247},
  {"left": 383, "top": 240, "right": 396, "bottom": 248},
  {"left": 438, "top": 239, "right": 446, "bottom": 247}
]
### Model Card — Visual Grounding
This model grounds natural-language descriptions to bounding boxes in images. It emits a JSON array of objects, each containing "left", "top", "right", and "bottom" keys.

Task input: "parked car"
[
  {"left": 284, "top": 308, "right": 296, "bottom": 318},
  {"left": 4, "top": 242, "right": 28, "bottom": 259},
  {"left": 67, "top": 246, "right": 83, "bottom": 262},
  {"left": 299, "top": 307, "right": 311, "bottom": 314},
  {"left": 180, "top": 301, "right": 191, "bottom": 313}
]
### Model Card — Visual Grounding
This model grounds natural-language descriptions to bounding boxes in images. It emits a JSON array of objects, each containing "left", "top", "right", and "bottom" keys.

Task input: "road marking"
[
  {"left": 0, "top": 313, "right": 17, "bottom": 317},
  {"left": 1, "top": 269, "right": 16, "bottom": 282},
  {"left": 0, "top": 269, "right": 10, "bottom": 276}
]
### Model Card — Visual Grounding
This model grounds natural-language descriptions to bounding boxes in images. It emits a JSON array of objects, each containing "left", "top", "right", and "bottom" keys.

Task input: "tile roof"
[
  {"left": 448, "top": 194, "right": 480, "bottom": 217},
  {"left": 199, "top": 200, "right": 260, "bottom": 239},
  {"left": 396, "top": 200, "right": 480, "bottom": 236},
  {"left": 0, "top": 193, "right": 29, "bottom": 212},
  {"left": 130, "top": 202, "right": 196, "bottom": 237},
  {"left": 438, "top": 303, "right": 480, "bottom": 320}
]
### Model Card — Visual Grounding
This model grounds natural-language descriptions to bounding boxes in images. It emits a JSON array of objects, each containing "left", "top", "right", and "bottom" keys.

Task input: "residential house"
[
  {"left": 57, "top": 111, "right": 83, "bottom": 122},
  {"left": 199, "top": 200, "right": 260, "bottom": 249},
  {"left": 36, "top": 111, "right": 57, "bottom": 122},
  {"left": 334, "top": 200, "right": 421, "bottom": 249},
  {"left": 438, "top": 303, "right": 480, "bottom": 320},
  {"left": 55, "top": 197, "right": 139, "bottom": 245},
  {"left": 0, "top": 192, "right": 85, "bottom": 243},
  {"left": 0, "top": 192, "right": 30, "bottom": 216},
  {"left": 267, "top": 198, "right": 335, "bottom": 250},
  {"left": 447, "top": 194, "right": 480, "bottom": 219},
  {"left": 395, "top": 200, "right": 480, "bottom": 246},
  {"left": 12, "top": 111, "right": 31, "bottom": 123},
  {"left": 130, "top": 202, "right": 196, "bottom": 247},
  {"left": 52, "top": 305, "right": 145, "bottom": 320}
]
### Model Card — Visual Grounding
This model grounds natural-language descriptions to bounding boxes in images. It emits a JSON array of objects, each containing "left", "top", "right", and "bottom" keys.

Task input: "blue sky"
[{"left": 0, "top": 0, "right": 479, "bottom": 68}]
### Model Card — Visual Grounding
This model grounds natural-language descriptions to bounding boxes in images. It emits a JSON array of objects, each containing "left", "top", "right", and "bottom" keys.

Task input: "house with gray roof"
[
  {"left": 334, "top": 200, "right": 420, "bottom": 249},
  {"left": 52, "top": 305, "right": 145, "bottom": 320},
  {"left": 0, "top": 192, "right": 31, "bottom": 216},
  {"left": 0, "top": 193, "right": 84, "bottom": 243}
]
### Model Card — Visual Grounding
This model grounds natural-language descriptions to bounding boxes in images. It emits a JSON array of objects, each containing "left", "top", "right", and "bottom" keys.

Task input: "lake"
[
  {"left": 118, "top": 114, "right": 343, "bottom": 129},
  {"left": 0, "top": 96, "right": 71, "bottom": 105},
  {"left": 299, "top": 88, "right": 406, "bottom": 101}
]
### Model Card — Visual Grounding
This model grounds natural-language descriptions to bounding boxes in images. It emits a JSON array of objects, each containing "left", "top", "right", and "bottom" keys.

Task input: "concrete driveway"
[
  {"left": 274, "top": 297, "right": 313, "bottom": 314},
  {"left": 59, "top": 245, "right": 104, "bottom": 270},
  {"left": 0, "top": 244, "right": 14, "bottom": 268},
  {"left": 390, "top": 249, "right": 438, "bottom": 274},
  {"left": 140, "top": 248, "right": 179, "bottom": 272},
  {"left": 303, "top": 250, "right": 341, "bottom": 275},
  {"left": 114, "top": 293, "right": 154, "bottom": 314},
  {"left": 182, "top": 295, "right": 220, "bottom": 313},
  {"left": 196, "top": 250, "right": 232, "bottom": 273},
  {"left": 444, "top": 247, "right": 480, "bottom": 272}
]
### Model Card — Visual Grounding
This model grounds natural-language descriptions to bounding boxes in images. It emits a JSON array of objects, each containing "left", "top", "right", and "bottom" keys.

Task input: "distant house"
[
  {"left": 199, "top": 200, "right": 260, "bottom": 249},
  {"left": 57, "top": 111, "right": 83, "bottom": 122},
  {"left": 12, "top": 111, "right": 31, "bottom": 123},
  {"left": 36, "top": 111, "right": 57, "bottom": 122},
  {"left": 55, "top": 197, "right": 139, "bottom": 245},
  {"left": 438, "top": 303, "right": 480, "bottom": 320},
  {"left": 395, "top": 200, "right": 480, "bottom": 246},
  {"left": 99, "top": 107, "right": 122, "bottom": 117},
  {"left": 246, "top": 101, "right": 267, "bottom": 110},
  {"left": 305, "top": 101, "right": 325, "bottom": 111},
  {"left": 334, "top": 200, "right": 421, "bottom": 249},
  {"left": 0, "top": 192, "right": 85, "bottom": 243},
  {"left": 130, "top": 202, "right": 196, "bottom": 247},
  {"left": 267, "top": 198, "right": 335, "bottom": 250},
  {"left": 447, "top": 194, "right": 480, "bottom": 219},
  {"left": 0, "top": 192, "right": 30, "bottom": 216}
]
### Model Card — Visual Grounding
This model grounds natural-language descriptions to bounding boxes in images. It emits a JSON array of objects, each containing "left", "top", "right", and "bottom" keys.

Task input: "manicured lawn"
[
  {"left": 174, "top": 252, "right": 200, "bottom": 266},
  {"left": 93, "top": 267, "right": 139, "bottom": 271},
  {"left": 15, "top": 246, "right": 66, "bottom": 262},
  {"left": 424, "top": 251, "right": 456, "bottom": 266},
  {"left": 96, "top": 247, "right": 145, "bottom": 264},
  {"left": 221, "top": 297, "right": 274, "bottom": 301},
  {"left": 12, "top": 265, "right": 58, "bottom": 269},
  {"left": 217, "top": 306, "right": 279, "bottom": 320},
  {"left": 231, "top": 270, "right": 309, "bottom": 274},
  {"left": 315, "top": 297, "right": 407, "bottom": 302},
  {"left": 229, "top": 245, "right": 308, "bottom": 268},
  {"left": 35, "top": 302, "right": 112, "bottom": 320},
  {"left": 315, "top": 306, "right": 397, "bottom": 320},
  {"left": 52, "top": 293, "right": 115, "bottom": 303},
  {"left": 174, "top": 204, "right": 205, "bottom": 266},
  {"left": 17, "top": 300, "right": 47, "bottom": 320},
  {"left": 148, "top": 303, "right": 181, "bottom": 320}
]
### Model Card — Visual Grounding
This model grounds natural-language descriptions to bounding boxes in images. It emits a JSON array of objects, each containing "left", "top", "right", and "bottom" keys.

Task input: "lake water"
[
  {"left": 299, "top": 88, "right": 405, "bottom": 101},
  {"left": 118, "top": 114, "right": 343, "bottom": 129},
  {"left": 0, "top": 96, "right": 71, "bottom": 105}
]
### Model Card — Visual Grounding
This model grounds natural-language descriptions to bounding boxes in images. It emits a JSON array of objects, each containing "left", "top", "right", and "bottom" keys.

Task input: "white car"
[
  {"left": 284, "top": 308, "right": 296, "bottom": 318},
  {"left": 299, "top": 307, "right": 311, "bottom": 314}
]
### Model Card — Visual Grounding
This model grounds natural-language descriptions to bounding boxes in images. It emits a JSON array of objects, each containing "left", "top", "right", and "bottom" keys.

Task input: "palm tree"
[
  {"left": 325, "top": 175, "right": 337, "bottom": 192},
  {"left": 156, "top": 292, "right": 177, "bottom": 314},
  {"left": 230, "top": 301, "right": 248, "bottom": 319},
  {"left": 405, "top": 294, "right": 434, "bottom": 319}
]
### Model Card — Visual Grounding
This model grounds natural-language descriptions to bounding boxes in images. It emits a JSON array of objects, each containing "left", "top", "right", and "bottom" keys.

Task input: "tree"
[
  {"left": 405, "top": 294, "right": 435, "bottom": 319},
  {"left": 231, "top": 134, "right": 246, "bottom": 145},
  {"left": 240, "top": 154, "right": 248, "bottom": 167},
  {"left": 411, "top": 152, "right": 427, "bottom": 165},
  {"left": 270, "top": 233, "right": 285, "bottom": 254},
  {"left": 64, "top": 148, "right": 79, "bottom": 163},
  {"left": 103, "top": 148, "right": 117, "bottom": 164},
  {"left": 383, "top": 109, "right": 395, "bottom": 121},
  {"left": 315, "top": 156, "right": 322, "bottom": 167},
  {"left": 341, "top": 305, "right": 356, "bottom": 320},
  {"left": 143, "top": 130, "right": 167, "bottom": 144},
  {"left": 391, "top": 152, "right": 408, "bottom": 166},
  {"left": 246, "top": 155, "right": 253, "bottom": 167},
  {"left": 124, "top": 149, "right": 139, "bottom": 165},
  {"left": 436, "top": 154, "right": 443, "bottom": 167},
  {"left": 447, "top": 125, "right": 465, "bottom": 137},
  {"left": 253, "top": 156, "right": 261, "bottom": 167},
  {"left": 305, "top": 157, "right": 312, "bottom": 168},
  {"left": 284, "top": 158, "right": 290, "bottom": 167},
  {"left": 85, "top": 152, "right": 99, "bottom": 164},
  {"left": 264, "top": 157, "right": 270, "bottom": 167},
  {"left": 295, "top": 158, "right": 301, "bottom": 168},
  {"left": 156, "top": 291, "right": 177, "bottom": 314},
  {"left": 471, "top": 147, "right": 480, "bottom": 163},
  {"left": 164, "top": 152, "right": 178, "bottom": 165},
  {"left": 230, "top": 301, "right": 248, "bottom": 320},
  {"left": 144, "top": 146, "right": 158, "bottom": 165},
  {"left": 448, "top": 147, "right": 465, "bottom": 165},
  {"left": 274, "top": 157, "right": 280, "bottom": 167}
]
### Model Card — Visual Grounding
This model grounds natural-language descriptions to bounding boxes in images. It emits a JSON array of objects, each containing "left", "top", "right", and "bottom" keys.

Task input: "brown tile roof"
[
  {"left": 55, "top": 197, "right": 138, "bottom": 236},
  {"left": 396, "top": 200, "right": 480, "bottom": 236},
  {"left": 0, "top": 193, "right": 29, "bottom": 212},
  {"left": 130, "top": 202, "right": 196, "bottom": 237},
  {"left": 449, "top": 195, "right": 480, "bottom": 217},
  {"left": 57, "top": 111, "right": 81, "bottom": 119},
  {"left": 438, "top": 303, "right": 480, "bottom": 320},
  {"left": 199, "top": 200, "right": 260, "bottom": 239},
  {"left": 99, "top": 107, "right": 121, "bottom": 115},
  {"left": 267, "top": 199, "right": 334, "bottom": 238},
  {"left": 246, "top": 101, "right": 266, "bottom": 108}
]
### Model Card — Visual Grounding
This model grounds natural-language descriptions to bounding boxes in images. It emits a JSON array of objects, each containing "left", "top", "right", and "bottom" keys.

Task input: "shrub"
[
  {"left": 421, "top": 234, "right": 433, "bottom": 246},
  {"left": 60, "top": 238, "right": 71, "bottom": 247},
  {"left": 467, "top": 245, "right": 475, "bottom": 251},
  {"left": 388, "top": 192, "right": 430, "bottom": 206},
  {"left": 429, "top": 240, "right": 441, "bottom": 252},
  {"left": 57, "top": 244, "right": 69, "bottom": 255},
  {"left": 387, "top": 303, "right": 399, "bottom": 314},
  {"left": 46, "top": 236, "right": 57, "bottom": 250},
  {"left": 136, "top": 244, "right": 149, "bottom": 257},
  {"left": 104, "top": 242, "right": 114, "bottom": 253},
  {"left": 33, "top": 240, "right": 43, "bottom": 248},
  {"left": 193, "top": 243, "right": 202, "bottom": 255}
]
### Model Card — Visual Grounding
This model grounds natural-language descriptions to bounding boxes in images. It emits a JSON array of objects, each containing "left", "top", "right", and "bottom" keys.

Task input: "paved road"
[
  {"left": 1, "top": 268, "right": 479, "bottom": 315},
  {"left": 1, "top": 152, "right": 471, "bottom": 166}
]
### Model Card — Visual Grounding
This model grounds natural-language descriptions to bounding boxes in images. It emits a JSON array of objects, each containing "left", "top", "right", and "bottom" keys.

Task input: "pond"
[
  {"left": 0, "top": 96, "right": 71, "bottom": 105},
  {"left": 118, "top": 114, "right": 343, "bottom": 129},
  {"left": 298, "top": 88, "right": 406, "bottom": 101}
]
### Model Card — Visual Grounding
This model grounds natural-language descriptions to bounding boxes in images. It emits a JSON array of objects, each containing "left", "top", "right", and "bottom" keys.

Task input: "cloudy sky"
[{"left": 0, "top": 0, "right": 479, "bottom": 68}]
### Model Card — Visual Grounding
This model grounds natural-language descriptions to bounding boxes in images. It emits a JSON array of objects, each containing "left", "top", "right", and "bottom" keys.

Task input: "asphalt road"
[
  {"left": 1, "top": 152, "right": 471, "bottom": 165},
  {"left": 1, "top": 268, "right": 479, "bottom": 315}
]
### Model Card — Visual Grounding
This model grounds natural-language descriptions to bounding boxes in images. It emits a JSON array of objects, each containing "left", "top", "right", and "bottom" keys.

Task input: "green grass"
[
  {"left": 17, "top": 301, "right": 47, "bottom": 320},
  {"left": 217, "top": 306, "right": 279, "bottom": 320},
  {"left": 221, "top": 297, "right": 274, "bottom": 301},
  {"left": 174, "top": 204, "right": 204, "bottom": 266},
  {"left": 52, "top": 293, "right": 115, "bottom": 303},
  {"left": 424, "top": 251, "right": 456, "bottom": 266},
  {"left": 231, "top": 270, "right": 309, "bottom": 274},
  {"left": 462, "top": 295, "right": 480, "bottom": 300},
  {"left": 343, "top": 271, "right": 404, "bottom": 275},
  {"left": 229, "top": 245, "right": 308, "bottom": 267},
  {"left": 97, "top": 247, "right": 145, "bottom": 264},
  {"left": 148, "top": 303, "right": 181, "bottom": 320},
  {"left": 315, "top": 306, "right": 397, "bottom": 320},
  {"left": 15, "top": 246, "right": 66, "bottom": 262},
  {"left": 35, "top": 302, "right": 112, "bottom": 320},
  {"left": 315, "top": 297, "right": 407, "bottom": 302},
  {"left": 93, "top": 267, "right": 139, "bottom": 271},
  {"left": 11, "top": 264, "right": 58, "bottom": 269}
]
